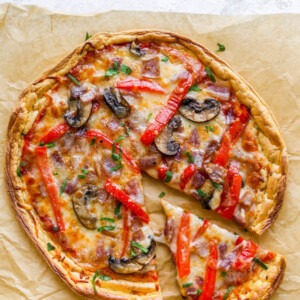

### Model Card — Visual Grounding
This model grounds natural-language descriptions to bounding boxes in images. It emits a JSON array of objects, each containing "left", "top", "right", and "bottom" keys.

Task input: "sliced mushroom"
[
  {"left": 72, "top": 184, "right": 97, "bottom": 229},
  {"left": 103, "top": 88, "right": 131, "bottom": 119},
  {"left": 154, "top": 115, "right": 182, "bottom": 156},
  {"left": 179, "top": 98, "right": 220, "bottom": 123},
  {"left": 129, "top": 41, "right": 146, "bottom": 57},
  {"left": 198, "top": 179, "right": 215, "bottom": 210},
  {"left": 64, "top": 96, "right": 92, "bottom": 128},
  {"left": 108, "top": 239, "right": 156, "bottom": 274}
]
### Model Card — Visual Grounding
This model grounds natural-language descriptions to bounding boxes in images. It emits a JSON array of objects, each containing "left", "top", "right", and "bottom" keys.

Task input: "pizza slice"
[{"left": 161, "top": 200, "right": 286, "bottom": 299}]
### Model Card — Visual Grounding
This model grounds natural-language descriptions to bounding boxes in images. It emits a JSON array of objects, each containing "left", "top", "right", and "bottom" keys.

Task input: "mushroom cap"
[
  {"left": 179, "top": 97, "right": 220, "bottom": 123},
  {"left": 129, "top": 41, "right": 146, "bottom": 57}
]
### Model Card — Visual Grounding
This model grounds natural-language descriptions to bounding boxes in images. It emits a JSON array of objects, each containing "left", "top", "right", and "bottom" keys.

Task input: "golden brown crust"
[{"left": 5, "top": 29, "right": 287, "bottom": 299}]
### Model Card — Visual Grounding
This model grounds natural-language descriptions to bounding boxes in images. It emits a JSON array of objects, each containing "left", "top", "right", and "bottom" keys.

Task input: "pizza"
[
  {"left": 161, "top": 200, "right": 286, "bottom": 299},
  {"left": 5, "top": 30, "right": 287, "bottom": 299}
]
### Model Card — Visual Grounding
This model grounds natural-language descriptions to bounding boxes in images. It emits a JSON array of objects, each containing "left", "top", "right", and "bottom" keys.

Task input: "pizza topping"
[
  {"left": 139, "top": 154, "right": 160, "bottom": 171},
  {"left": 188, "top": 128, "right": 200, "bottom": 147},
  {"left": 180, "top": 164, "right": 196, "bottom": 190},
  {"left": 67, "top": 73, "right": 81, "bottom": 86},
  {"left": 108, "top": 239, "right": 156, "bottom": 274},
  {"left": 204, "top": 66, "right": 216, "bottom": 82},
  {"left": 116, "top": 77, "right": 166, "bottom": 93},
  {"left": 64, "top": 95, "right": 92, "bottom": 128},
  {"left": 206, "top": 82, "right": 231, "bottom": 101},
  {"left": 179, "top": 98, "right": 220, "bottom": 123},
  {"left": 142, "top": 57, "right": 160, "bottom": 78},
  {"left": 103, "top": 87, "right": 131, "bottom": 119},
  {"left": 105, "top": 180, "right": 150, "bottom": 223},
  {"left": 129, "top": 41, "right": 146, "bottom": 57},
  {"left": 141, "top": 73, "right": 193, "bottom": 146},
  {"left": 204, "top": 162, "right": 227, "bottom": 184},
  {"left": 198, "top": 179, "right": 215, "bottom": 210},
  {"left": 40, "top": 122, "right": 70, "bottom": 145},
  {"left": 154, "top": 115, "right": 182, "bottom": 156},
  {"left": 253, "top": 257, "right": 268, "bottom": 270},
  {"left": 71, "top": 184, "right": 97, "bottom": 230}
]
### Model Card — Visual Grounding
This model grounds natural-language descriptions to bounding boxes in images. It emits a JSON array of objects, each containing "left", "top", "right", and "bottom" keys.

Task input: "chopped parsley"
[
  {"left": 17, "top": 162, "right": 26, "bottom": 177},
  {"left": 78, "top": 174, "right": 86, "bottom": 179},
  {"left": 126, "top": 127, "right": 130, "bottom": 137},
  {"left": 186, "top": 151, "right": 194, "bottom": 163},
  {"left": 121, "top": 64, "right": 132, "bottom": 75},
  {"left": 100, "top": 217, "right": 115, "bottom": 223},
  {"left": 97, "top": 226, "right": 116, "bottom": 232},
  {"left": 51, "top": 226, "right": 59, "bottom": 232},
  {"left": 197, "top": 289, "right": 202, "bottom": 296},
  {"left": 221, "top": 271, "right": 227, "bottom": 277},
  {"left": 47, "top": 242, "right": 55, "bottom": 251},
  {"left": 159, "top": 192, "right": 165, "bottom": 198},
  {"left": 45, "top": 142, "right": 55, "bottom": 148},
  {"left": 205, "top": 125, "right": 214, "bottom": 133},
  {"left": 85, "top": 32, "right": 92, "bottom": 41},
  {"left": 188, "top": 84, "right": 202, "bottom": 92},
  {"left": 67, "top": 73, "right": 81, "bottom": 86},
  {"left": 53, "top": 172, "right": 58, "bottom": 175},
  {"left": 182, "top": 282, "right": 193, "bottom": 288},
  {"left": 147, "top": 112, "right": 152, "bottom": 121},
  {"left": 114, "top": 202, "right": 122, "bottom": 219},
  {"left": 59, "top": 177, "right": 68, "bottom": 196},
  {"left": 197, "top": 189, "right": 206, "bottom": 197},
  {"left": 224, "top": 286, "right": 234, "bottom": 299},
  {"left": 205, "top": 66, "right": 216, "bottom": 82},
  {"left": 216, "top": 42, "right": 225, "bottom": 52},
  {"left": 81, "top": 168, "right": 89, "bottom": 174},
  {"left": 253, "top": 258, "right": 268, "bottom": 270},
  {"left": 161, "top": 55, "right": 169, "bottom": 62},
  {"left": 212, "top": 181, "right": 222, "bottom": 191},
  {"left": 90, "top": 137, "right": 97, "bottom": 146},
  {"left": 105, "top": 61, "right": 120, "bottom": 79},
  {"left": 164, "top": 171, "right": 173, "bottom": 183},
  {"left": 131, "top": 241, "right": 148, "bottom": 253}
]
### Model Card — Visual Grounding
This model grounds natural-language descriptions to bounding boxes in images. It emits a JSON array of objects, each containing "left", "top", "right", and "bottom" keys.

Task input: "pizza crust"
[{"left": 5, "top": 30, "right": 287, "bottom": 299}]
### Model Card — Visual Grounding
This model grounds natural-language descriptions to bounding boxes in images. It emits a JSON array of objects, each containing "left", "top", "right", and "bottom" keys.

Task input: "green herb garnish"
[
  {"left": 121, "top": 64, "right": 132, "bottom": 75},
  {"left": 224, "top": 286, "right": 234, "bottom": 299},
  {"left": 197, "top": 289, "right": 202, "bottom": 296},
  {"left": 67, "top": 73, "right": 81, "bottom": 86},
  {"left": 131, "top": 241, "right": 149, "bottom": 253},
  {"left": 17, "top": 162, "right": 26, "bottom": 177},
  {"left": 212, "top": 181, "right": 222, "bottom": 191},
  {"left": 92, "top": 270, "right": 100, "bottom": 294},
  {"left": 205, "top": 66, "right": 216, "bottom": 82},
  {"left": 186, "top": 151, "right": 194, "bottom": 163},
  {"left": 53, "top": 172, "right": 58, "bottom": 175},
  {"left": 81, "top": 168, "right": 89, "bottom": 174},
  {"left": 159, "top": 192, "right": 165, "bottom": 198},
  {"left": 78, "top": 174, "right": 86, "bottom": 179},
  {"left": 51, "top": 226, "right": 59, "bottom": 232},
  {"left": 253, "top": 258, "right": 268, "bottom": 270},
  {"left": 105, "top": 61, "right": 120, "bottom": 79},
  {"left": 205, "top": 125, "right": 214, "bottom": 133},
  {"left": 182, "top": 282, "right": 193, "bottom": 288},
  {"left": 164, "top": 171, "right": 173, "bottom": 183},
  {"left": 221, "top": 271, "right": 227, "bottom": 277},
  {"left": 197, "top": 189, "right": 207, "bottom": 197},
  {"left": 147, "top": 112, "right": 152, "bottom": 121},
  {"left": 115, "top": 202, "right": 122, "bottom": 219},
  {"left": 110, "top": 164, "right": 122, "bottom": 172},
  {"left": 198, "top": 216, "right": 204, "bottom": 220},
  {"left": 120, "top": 122, "right": 125, "bottom": 126},
  {"left": 216, "top": 43, "right": 225, "bottom": 52},
  {"left": 130, "top": 247, "right": 136, "bottom": 257},
  {"left": 59, "top": 177, "right": 68, "bottom": 196},
  {"left": 85, "top": 32, "right": 92, "bottom": 41},
  {"left": 126, "top": 127, "right": 130, "bottom": 137},
  {"left": 112, "top": 136, "right": 124, "bottom": 159},
  {"left": 47, "top": 242, "right": 55, "bottom": 251},
  {"left": 90, "top": 137, "right": 97, "bottom": 146},
  {"left": 97, "top": 226, "right": 116, "bottom": 232},
  {"left": 99, "top": 275, "right": 111, "bottom": 281},
  {"left": 100, "top": 217, "right": 115, "bottom": 223},
  {"left": 161, "top": 55, "right": 169, "bottom": 62},
  {"left": 46, "top": 142, "right": 55, "bottom": 148},
  {"left": 188, "top": 84, "right": 202, "bottom": 92},
  {"left": 39, "top": 141, "right": 44, "bottom": 146}
]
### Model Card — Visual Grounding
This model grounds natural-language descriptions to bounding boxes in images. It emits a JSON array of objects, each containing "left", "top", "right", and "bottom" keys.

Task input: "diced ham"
[
  {"left": 204, "top": 162, "right": 227, "bottom": 184},
  {"left": 102, "top": 156, "right": 121, "bottom": 176},
  {"left": 218, "top": 243, "right": 242, "bottom": 271},
  {"left": 80, "top": 89, "right": 97, "bottom": 103},
  {"left": 218, "top": 243, "right": 228, "bottom": 259},
  {"left": 141, "top": 57, "right": 160, "bottom": 78},
  {"left": 64, "top": 179, "right": 78, "bottom": 195},
  {"left": 164, "top": 218, "right": 175, "bottom": 243},
  {"left": 203, "top": 140, "right": 219, "bottom": 164},
  {"left": 191, "top": 149, "right": 204, "bottom": 167},
  {"left": 185, "top": 286, "right": 198, "bottom": 296},
  {"left": 71, "top": 85, "right": 85, "bottom": 98},
  {"left": 125, "top": 180, "right": 144, "bottom": 205},
  {"left": 191, "top": 168, "right": 207, "bottom": 190},
  {"left": 223, "top": 269, "right": 250, "bottom": 286},
  {"left": 139, "top": 154, "right": 160, "bottom": 171},
  {"left": 193, "top": 240, "right": 209, "bottom": 258},
  {"left": 188, "top": 128, "right": 200, "bottom": 147},
  {"left": 206, "top": 82, "right": 231, "bottom": 101},
  {"left": 195, "top": 276, "right": 204, "bottom": 287},
  {"left": 51, "top": 150, "right": 65, "bottom": 166},
  {"left": 107, "top": 119, "right": 121, "bottom": 131},
  {"left": 97, "top": 189, "right": 109, "bottom": 204}
]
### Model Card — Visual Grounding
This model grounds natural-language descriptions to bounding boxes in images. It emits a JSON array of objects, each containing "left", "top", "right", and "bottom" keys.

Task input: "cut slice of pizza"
[{"left": 161, "top": 200, "right": 286, "bottom": 300}]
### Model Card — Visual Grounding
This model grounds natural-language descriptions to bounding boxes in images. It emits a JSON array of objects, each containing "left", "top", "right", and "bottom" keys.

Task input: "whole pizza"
[{"left": 5, "top": 30, "right": 287, "bottom": 299}]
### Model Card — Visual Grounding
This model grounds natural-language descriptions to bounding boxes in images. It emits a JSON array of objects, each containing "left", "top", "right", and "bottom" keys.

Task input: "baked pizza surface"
[
  {"left": 162, "top": 200, "right": 286, "bottom": 300},
  {"left": 5, "top": 30, "right": 287, "bottom": 299}
]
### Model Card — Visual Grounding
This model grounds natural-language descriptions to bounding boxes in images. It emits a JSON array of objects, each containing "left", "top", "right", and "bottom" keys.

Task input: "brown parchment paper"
[{"left": 0, "top": 3, "right": 300, "bottom": 299}]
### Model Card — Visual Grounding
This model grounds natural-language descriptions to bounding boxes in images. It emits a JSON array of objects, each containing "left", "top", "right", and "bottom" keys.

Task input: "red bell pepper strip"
[
  {"left": 120, "top": 206, "right": 130, "bottom": 258},
  {"left": 261, "top": 252, "right": 276, "bottom": 263},
  {"left": 116, "top": 77, "right": 166, "bottom": 94},
  {"left": 215, "top": 161, "right": 242, "bottom": 220},
  {"left": 214, "top": 105, "right": 249, "bottom": 167},
  {"left": 193, "top": 219, "right": 209, "bottom": 241},
  {"left": 85, "top": 130, "right": 140, "bottom": 174},
  {"left": 198, "top": 241, "right": 218, "bottom": 300},
  {"left": 176, "top": 211, "right": 191, "bottom": 279},
  {"left": 105, "top": 180, "right": 150, "bottom": 223},
  {"left": 40, "top": 122, "right": 70, "bottom": 145},
  {"left": 141, "top": 73, "right": 193, "bottom": 146},
  {"left": 158, "top": 165, "right": 168, "bottom": 181},
  {"left": 35, "top": 146, "right": 65, "bottom": 232},
  {"left": 180, "top": 164, "right": 196, "bottom": 190},
  {"left": 231, "top": 237, "right": 258, "bottom": 272}
]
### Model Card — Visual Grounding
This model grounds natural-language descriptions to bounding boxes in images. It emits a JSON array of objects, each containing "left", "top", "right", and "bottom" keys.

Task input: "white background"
[{"left": 0, "top": 0, "right": 300, "bottom": 14}]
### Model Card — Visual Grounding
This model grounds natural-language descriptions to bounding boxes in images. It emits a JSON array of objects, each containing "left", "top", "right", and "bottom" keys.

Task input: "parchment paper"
[{"left": 0, "top": 4, "right": 300, "bottom": 299}]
